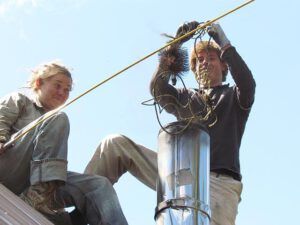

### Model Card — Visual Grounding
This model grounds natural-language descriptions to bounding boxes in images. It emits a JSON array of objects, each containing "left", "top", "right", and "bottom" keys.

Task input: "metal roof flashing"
[{"left": 0, "top": 184, "right": 54, "bottom": 225}]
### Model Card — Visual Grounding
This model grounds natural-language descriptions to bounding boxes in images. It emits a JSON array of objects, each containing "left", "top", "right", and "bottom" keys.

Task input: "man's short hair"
[{"left": 190, "top": 41, "right": 228, "bottom": 81}]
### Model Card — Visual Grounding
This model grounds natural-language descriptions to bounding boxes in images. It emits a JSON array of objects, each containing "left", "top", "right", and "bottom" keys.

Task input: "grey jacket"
[{"left": 0, "top": 91, "right": 45, "bottom": 143}]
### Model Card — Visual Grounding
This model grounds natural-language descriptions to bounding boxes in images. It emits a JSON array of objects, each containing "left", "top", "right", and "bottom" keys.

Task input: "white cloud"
[
  {"left": 0, "top": 0, "right": 87, "bottom": 41},
  {"left": 0, "top": 0, "right": 38, "bottom": 16},
  {"left": 15, "top": 0, "right": 38, "bottom": 7},
  {"left": 0, "top": 0, "right": 86, "bottom": 17},
  {"left": 0, "top": 2, "right": 10, "bottom": 16}
]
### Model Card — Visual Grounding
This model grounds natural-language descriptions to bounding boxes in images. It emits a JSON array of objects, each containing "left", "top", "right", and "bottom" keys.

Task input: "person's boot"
[
  {"left": 20, "top": 181, "right": 73, "bottom": 224},
  {"left": 20, "top": 181, "right": 64, "bottom": 215}
]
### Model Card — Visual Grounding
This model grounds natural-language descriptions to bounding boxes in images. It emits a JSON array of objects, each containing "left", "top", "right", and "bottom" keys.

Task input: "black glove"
[
  {"left": 175, "top": 21, "right": 200, "bottom": 44},
  {"left": 207, "top": 23, "right": 231, "bottom": 48}
]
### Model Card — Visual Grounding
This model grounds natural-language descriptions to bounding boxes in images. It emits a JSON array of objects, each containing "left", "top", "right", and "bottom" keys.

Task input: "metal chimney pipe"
[{"left": 155, "top": 122, "right": 211, "bottom": 225}]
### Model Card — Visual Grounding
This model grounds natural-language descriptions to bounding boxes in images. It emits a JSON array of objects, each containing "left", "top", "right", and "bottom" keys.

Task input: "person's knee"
[
  {"left": 100, "top": 134, "right": 129, "bottom": 154},
  {"left": 49, "top": 112, "right": 70, "bottom": 133},
  {"left": 102, "top": 134, "right": 127, "bottom": 144},
  {"left": 84, "top": 135, "right": 127, "bottom": 175},
  {"left": 54, "top": 112, "right": 69, "bottom": 127}
]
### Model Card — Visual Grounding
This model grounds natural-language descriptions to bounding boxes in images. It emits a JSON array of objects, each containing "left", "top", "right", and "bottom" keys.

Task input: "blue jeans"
[{"left": 60, "top": 172, "right": 128, "bottom": 225}]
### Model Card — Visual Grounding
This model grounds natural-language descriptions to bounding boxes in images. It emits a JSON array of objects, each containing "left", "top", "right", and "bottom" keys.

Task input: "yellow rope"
[{"left": 3, "top": 0, "right": 255, "bottom": 149}]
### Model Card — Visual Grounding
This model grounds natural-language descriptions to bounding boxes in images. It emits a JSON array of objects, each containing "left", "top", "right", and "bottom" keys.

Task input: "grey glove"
[
  {"left": 207, "top": 23, "right": 230, "bottom": 48},
  {"left": 175, "top": 21, "right": 200, "bottom": 44}
]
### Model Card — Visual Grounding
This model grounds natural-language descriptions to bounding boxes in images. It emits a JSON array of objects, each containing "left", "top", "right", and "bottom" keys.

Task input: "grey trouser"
[
  {"left": 85, "top": 134, "right": 242, "bottom": 225},
  {"left": 0, "top": 112, "right": 69, "bottom": 194},
  {"left": 0, "top": 113, "right": 128, "bottom": 225}
]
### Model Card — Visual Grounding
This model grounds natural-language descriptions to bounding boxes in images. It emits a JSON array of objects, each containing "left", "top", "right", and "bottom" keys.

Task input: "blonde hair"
[
  {"left": 28, "top": 60, "right": 72, "bottom": 91},
  {"left": 190, "top": 41, "right": 228, "bottom": 81}
]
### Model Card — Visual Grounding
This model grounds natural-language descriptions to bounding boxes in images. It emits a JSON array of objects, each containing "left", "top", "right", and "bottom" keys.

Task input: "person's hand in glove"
[
  {"left": 207, "top": 22, "right": 231, "bottom": 49},
  {"left": 175, "top": 21, "right": 200, "bottom": 45}
]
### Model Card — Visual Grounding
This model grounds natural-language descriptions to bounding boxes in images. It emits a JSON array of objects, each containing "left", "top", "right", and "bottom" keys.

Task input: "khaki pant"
[{"left": 85, "top": 134, "right": 242, "bottom": 225}]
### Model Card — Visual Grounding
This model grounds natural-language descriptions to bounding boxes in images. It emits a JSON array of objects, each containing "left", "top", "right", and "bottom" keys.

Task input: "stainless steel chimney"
[{"left": 155, "top": 122, "right": 211, "bottom": 225}]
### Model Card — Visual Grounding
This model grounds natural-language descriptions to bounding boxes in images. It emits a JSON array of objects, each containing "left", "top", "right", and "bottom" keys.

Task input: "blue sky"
[{"left": 1, "top": 0, "right": 299, "bottom": 224}]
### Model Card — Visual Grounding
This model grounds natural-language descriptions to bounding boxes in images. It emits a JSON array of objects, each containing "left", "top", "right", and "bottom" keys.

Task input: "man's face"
[
  {"left": 195, "top": 49, "right": 226, "bottom": 87},
  {"left": 36, "top": 73, "right": 72, "bottom": 111}
]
